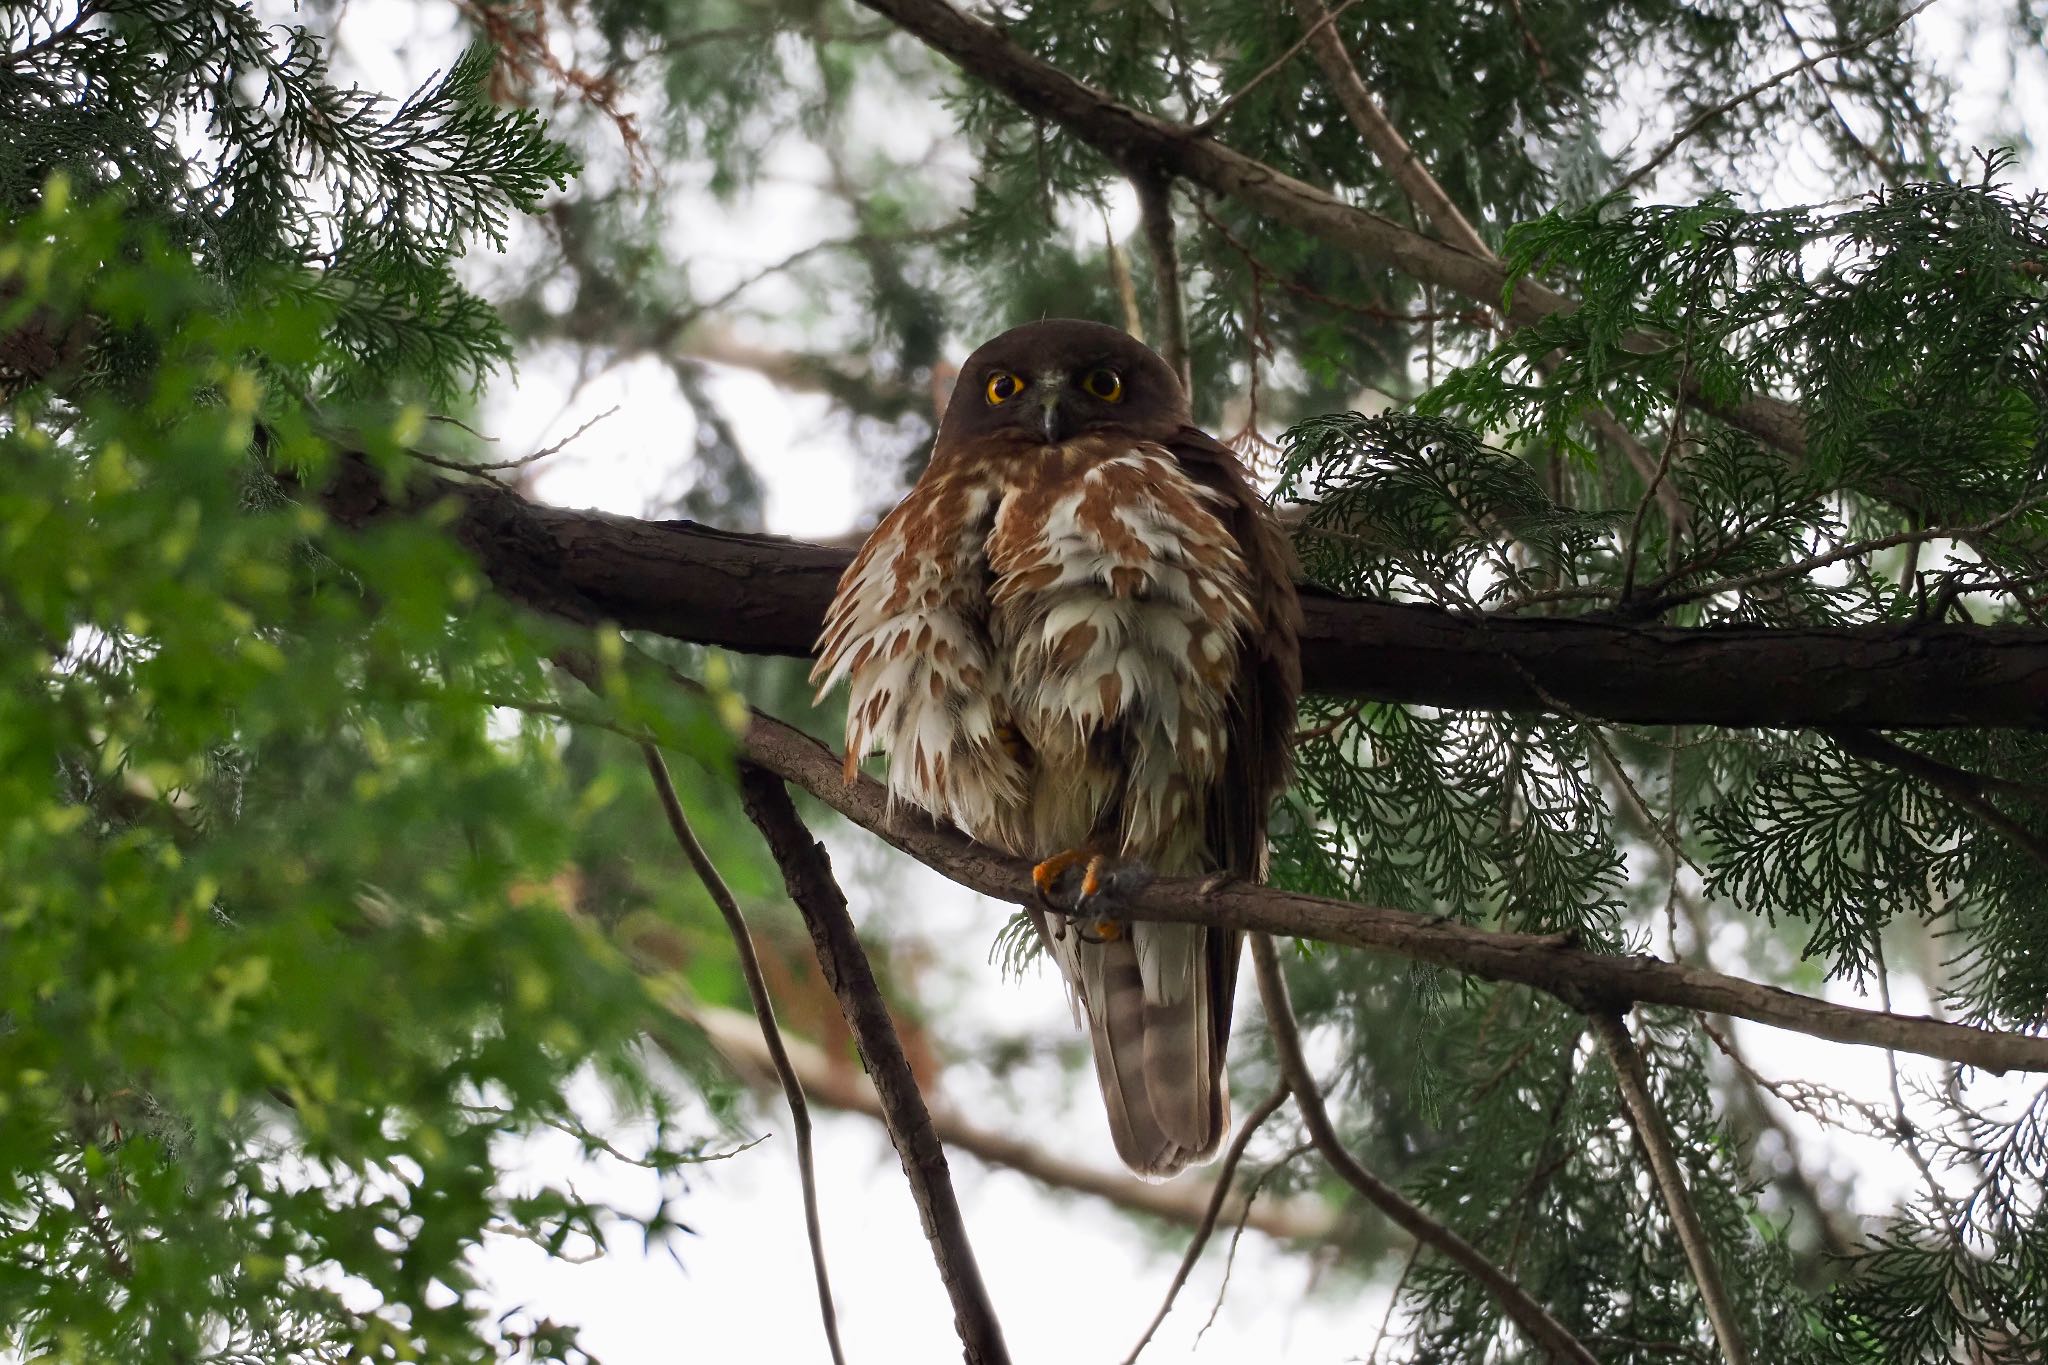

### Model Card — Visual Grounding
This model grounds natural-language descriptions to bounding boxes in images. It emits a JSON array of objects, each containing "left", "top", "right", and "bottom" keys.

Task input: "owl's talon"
[
  {"left": 1197, "top": 871, "right": 1239, "bottom": 896},
  {"left": 1032, "top": 848, "right": 1089, "bottom": 912}
]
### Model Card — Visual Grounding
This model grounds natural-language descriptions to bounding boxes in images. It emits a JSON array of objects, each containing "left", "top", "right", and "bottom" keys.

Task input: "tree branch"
[
  {"left": 1588, "top": 1012, "right": 1751, "bottom": 1365},
  {"left": 1610, "top": 0, "right": 1948, "bottom": 194},
  {"left": 1251, "top": 935, "right": 1602, "bottom": 1365},
  {"left": 1121, "top": 1084, "right": 1292, "bottom": 1365},
  {"left": 733, "top": 702, "right": 2048, "bottom": 1076},
  {"left": 1133, "top": 171, "right": 1191, "bottom": 393},
  {"left": 737, "top": 766, "right": 1011, "bottom": 1365},
  {"left": 847, "top": 0, "right": 1812, "bottom": 463},
  {"left": 315, "top": 459, "right": 2048, "bottom": 731},
  {"left": 640, "top": 747, "right": 847, "bottom": 1365},
  {"left": 1287, "top": 0, "right": 1490, "bottom": 259},
  {"left": 686, "top": 1001, "right": 1337, "bottom": 1241}
]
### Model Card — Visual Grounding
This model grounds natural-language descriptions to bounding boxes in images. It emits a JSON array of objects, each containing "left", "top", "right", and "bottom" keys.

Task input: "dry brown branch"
[
  {"left": 737, "top": 766, "right": 1011, "bottom": 1365},
  {"left": 1589, "top": 1012, "right": 1750, "bottom": 1365},
  {"left": 1251, "top": 935, "right": 1602, "bottom": 1365},
  {"left": 733, "top": 703, "right": 2048, "bottom": 1076},
  {"left": 639, "top": 747, "right": 847, "bottom": 1365},
  {"left": 1133, "top": 172, "right": 1191, "bottom": 392},
  {"left": 1121, "top": 1084, "right": 1292, "bottom": 1365}
]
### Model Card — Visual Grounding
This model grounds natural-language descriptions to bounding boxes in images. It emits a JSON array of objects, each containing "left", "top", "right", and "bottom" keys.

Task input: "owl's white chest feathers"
[{"left": 813, "top": 442, "right": 1256, "bottom": 870}]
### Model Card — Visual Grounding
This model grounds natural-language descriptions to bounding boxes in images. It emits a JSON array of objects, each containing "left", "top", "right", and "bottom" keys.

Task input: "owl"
[{"left": 812, "top": 320, "right": 1301, "bottom": 1177}]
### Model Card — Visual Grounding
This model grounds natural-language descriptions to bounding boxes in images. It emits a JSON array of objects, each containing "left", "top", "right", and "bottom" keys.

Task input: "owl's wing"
[
  {"left": 1163, "top": 425, "right": 1304, "bottom": 1078},
  {"left": 811, "top": 470, "right": 1027, "bottom": 841}
]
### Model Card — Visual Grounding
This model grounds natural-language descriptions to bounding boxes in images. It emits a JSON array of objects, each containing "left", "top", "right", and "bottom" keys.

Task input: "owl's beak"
[{"left": 1034, "top": 387, "right": 1068, "bottom": 445}]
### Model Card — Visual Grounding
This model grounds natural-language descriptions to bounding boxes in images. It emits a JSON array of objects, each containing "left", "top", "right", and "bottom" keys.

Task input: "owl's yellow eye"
[
  {"left": 985, "top": 371, "right": 1025, "bottom": 405},
  {"left": 1081, "top": 367, "right": 1123, "bottom": 402}
]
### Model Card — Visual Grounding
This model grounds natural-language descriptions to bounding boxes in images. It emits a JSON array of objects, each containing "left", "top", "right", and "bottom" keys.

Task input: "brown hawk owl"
[{"left": 812, "top": 320, "right": 1301, "bottom": 1177}]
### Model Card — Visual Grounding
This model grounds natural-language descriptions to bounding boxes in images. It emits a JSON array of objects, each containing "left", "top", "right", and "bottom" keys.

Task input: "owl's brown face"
[{"left": 936, "top": 319, "right": 1189, "bottom": 452}]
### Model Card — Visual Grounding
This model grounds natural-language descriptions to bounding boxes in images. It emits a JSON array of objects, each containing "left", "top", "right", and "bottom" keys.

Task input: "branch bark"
[
  {"left": 1589, "top": 1012, "right": 1751, "bottom": 1365},
  {"left": 640, "top": 747, "right": 847, "bottom": 1365},
  {"left": 738, "top": 766, "right": 1011, "bottom": 1365},
  {"left": 316, "top": 459, "right": 2048, "bottom": 731},
  {"left": 1252, "top": 935, "right": 1602, "bottom": 1365},
  {"left": 733, "top": 701, "right": 2048, "bottom": 1076}
]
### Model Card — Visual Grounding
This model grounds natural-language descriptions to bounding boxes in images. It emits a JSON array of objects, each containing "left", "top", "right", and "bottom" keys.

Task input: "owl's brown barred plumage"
[{"left": 812, "top": 320, "right": 1301, "bottom": 1178}]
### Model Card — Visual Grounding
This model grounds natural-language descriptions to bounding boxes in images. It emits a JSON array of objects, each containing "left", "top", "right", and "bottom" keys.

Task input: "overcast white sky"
[{"left": 308, "top": 3, "right": 2048, "bottom": 1360}]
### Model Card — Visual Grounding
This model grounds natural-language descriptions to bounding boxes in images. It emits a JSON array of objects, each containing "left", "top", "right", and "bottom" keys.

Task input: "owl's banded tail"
[{"left": 1044, "top": 917, "right": 1233, "bottom": 1179}]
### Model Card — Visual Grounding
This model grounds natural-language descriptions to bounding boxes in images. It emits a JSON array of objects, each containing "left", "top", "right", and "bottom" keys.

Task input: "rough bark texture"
[{"left": 322, "top": 459, "right": 2048, "bottom": 731}]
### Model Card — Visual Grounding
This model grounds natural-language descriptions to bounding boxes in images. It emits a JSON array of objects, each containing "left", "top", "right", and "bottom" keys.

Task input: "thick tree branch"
[
  {"left": 317, "top": 461, "right": 2048, "bottom": 731},
  {"left": 1251, "top": 935, "right": 1602, "bottom": 1365},
  {"left": 738, "top": 766, "right": 1011, "bottom": 1365},
  {"left": 1589, "top": 1012, "right": 1750, "bottom": 1365},
  {"left": 687, "top": 1001, "right": 1337, "bottom": 1241},
  {"left": 734, "top": 702, "right": 2048, "bottom": 1076}
]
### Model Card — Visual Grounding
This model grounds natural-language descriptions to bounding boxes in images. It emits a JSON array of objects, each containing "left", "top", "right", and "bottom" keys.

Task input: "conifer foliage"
[{"left": 5, "top": 0, "right": 2048, "bottom": 1361}]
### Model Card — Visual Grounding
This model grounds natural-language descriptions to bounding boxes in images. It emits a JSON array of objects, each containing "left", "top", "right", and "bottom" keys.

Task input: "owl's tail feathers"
[{"left": 1067, "top": 922, "right": 1230, "bottom": 1180}]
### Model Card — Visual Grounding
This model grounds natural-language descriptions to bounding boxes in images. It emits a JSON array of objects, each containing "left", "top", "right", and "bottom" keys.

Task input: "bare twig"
[
  {"left": 639, "top": 747, "right": 847, "bottom": 1365},
  {"left": 737, "top": 766, "right": 1011, "bottom": 1365},
  {"left": 1251, "top": 935, "right": 1602, "bottom": 1365},
  {"left": 1195, "top": 1139, "right": 1317, "bottom": 1345},
  {"left": 687, "top": 1000, "right": 1337, "bottom": 1240},
  {"left": 1122, "top": 1084, "right": 1291, "bottom": 1365},
  {"left": 1588, "top": 1012, "right": 1749, "bottom": 1365},
  {"left": 1611, "top": 0, "right": 1948, "bottom": 193}
]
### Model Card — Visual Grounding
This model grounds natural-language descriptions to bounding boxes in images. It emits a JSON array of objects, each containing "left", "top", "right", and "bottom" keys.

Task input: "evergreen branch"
[
  {"left": 1589, "top": 1013, "right": 1751, "bottom": 1365},
  {"left": 1611, "top": 0, "right": 1948, "bottom": 194},
  {"left": 1188, "top": 0, "right": 1364, "bottom": 134},
  {"left": 1251, "top": 934, "right": 1602, "bottom": 1365},
  {"left": 1121, "top": 1083, "right": 1291, "bottom": 1365},
  {"left": 732, "top": 701, "right": 2048, "bottom": 1075},
  {"left": 735, "top": 766, "right": 1012, "bottom": 1365},
  {"left": 1823, "top": 727, "right": 2048, "bottom": 870},
  {"left": 638, "top": 746, "right": 849, "bottom": 1365},
  {"left": 847, "top": 0, "right": 1812, "bottom": 463}
]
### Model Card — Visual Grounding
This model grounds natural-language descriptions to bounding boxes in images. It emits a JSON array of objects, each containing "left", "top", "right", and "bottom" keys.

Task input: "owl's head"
[{"left": 937, "top": 319, "right": 1188, "bottom": 451}]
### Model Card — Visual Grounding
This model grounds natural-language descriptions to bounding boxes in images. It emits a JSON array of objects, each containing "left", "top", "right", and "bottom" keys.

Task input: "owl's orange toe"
[{"left": 1032, "top": 848, "right": 1088, "bottom": 910}]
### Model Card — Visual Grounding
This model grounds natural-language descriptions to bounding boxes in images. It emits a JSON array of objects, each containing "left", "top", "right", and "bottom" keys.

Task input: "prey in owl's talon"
[{"left": 1069, "top": 853, "right": 1154, "bottom": 943}]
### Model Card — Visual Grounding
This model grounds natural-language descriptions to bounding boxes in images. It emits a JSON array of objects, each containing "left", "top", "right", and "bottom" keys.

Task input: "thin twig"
[
  {"left": 1122, "top": 1084, "right": 1291, "bottom": 1365},
  {"left": 1195, "top": 1140, "right": 1317, "bottom": 1346},
  {"left": 1250, "top": 935, "right": 1603, "bottom": 1365},
  {"left": 737, "top": 766, "right": 1011, "bottom": 1365},
  {"left": 1588, "top": 1012, "right": 1749, "bottom": 1365},
  {"left": 639, "top": 747, "right": 848, "bottom": 1365},
  {"left": 1189, "top": 0, "right": 1366, "bottom": 133},
  {"left": 1611, "top": 0, "right": 1947, "bottom": 193}
]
